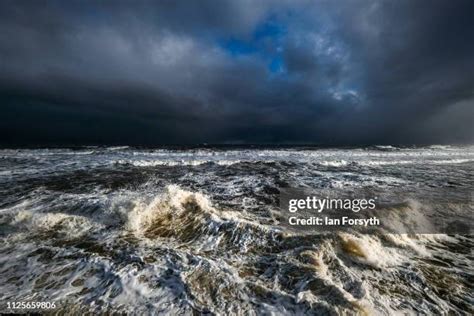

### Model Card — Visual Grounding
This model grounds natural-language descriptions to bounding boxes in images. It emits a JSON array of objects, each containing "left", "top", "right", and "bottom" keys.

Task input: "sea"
[{"left": 0, "top": 145, "right": 473, "bottom": 314}]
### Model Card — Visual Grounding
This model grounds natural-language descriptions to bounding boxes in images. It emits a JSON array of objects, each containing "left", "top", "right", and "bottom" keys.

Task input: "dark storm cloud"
[{"left": 0, "top": 0, "right": 473, "bottom": 146}]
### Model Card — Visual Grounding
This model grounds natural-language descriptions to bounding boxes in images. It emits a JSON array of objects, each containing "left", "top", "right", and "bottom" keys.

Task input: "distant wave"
[
  {"left": 115, "top": 158, "right": 473, "bottom": 168},
  {"left": 373, "top": 145, "right": 400, "bottom": 151},
  {"left": 427, "top": 145, "right": 453, "bottom": 150},
  {"left": 318, "top": 158, "right": 473, "bottom": 168},
  {"left": 358, "top": 158, "right": 473, "bottom": 166},
  {"left": 319, "top": 160, "right": 351, "bottom": 167},
  {"left": 114, "top": 159, "right": 239, "bottom": 167},
  {"left": 114, "top": 159, "right": 284, "bottom": 167},
  {"left": 106, "top": 146, "right": 130, "bottom": 151}
]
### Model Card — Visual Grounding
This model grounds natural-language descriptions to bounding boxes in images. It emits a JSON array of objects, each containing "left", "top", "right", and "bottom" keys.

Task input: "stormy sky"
[{"left": 0, "top": 0, "right": 473, "bottom": 146}]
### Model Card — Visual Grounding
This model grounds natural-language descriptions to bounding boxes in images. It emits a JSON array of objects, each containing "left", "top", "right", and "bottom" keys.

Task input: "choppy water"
[{"left": 0, "top": 146, "right": 473, "bottom": 314}]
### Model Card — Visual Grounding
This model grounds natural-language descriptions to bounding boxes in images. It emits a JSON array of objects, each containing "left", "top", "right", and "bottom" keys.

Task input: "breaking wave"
[{"left": 124, "top": 185, "right": 280, "bottom": 253}]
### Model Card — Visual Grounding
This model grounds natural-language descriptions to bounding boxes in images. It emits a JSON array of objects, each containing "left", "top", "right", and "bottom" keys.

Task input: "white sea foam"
[
  {"left": 338, "top": 232, "right": 404, "bottom": 268},
  {"left": 11, "top": 210, "right": 98, "bottom": 239},
  {"left": 319, "top": 160, "right": 350, "bottom": 167},
  {"left": 115, "top": 159, "right": 244, "bottom": 167}
]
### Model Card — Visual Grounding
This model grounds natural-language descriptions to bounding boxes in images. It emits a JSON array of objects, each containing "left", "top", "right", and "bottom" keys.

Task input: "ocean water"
[{"left": 0, "top": 146, "right": 473, "bottom": 314}]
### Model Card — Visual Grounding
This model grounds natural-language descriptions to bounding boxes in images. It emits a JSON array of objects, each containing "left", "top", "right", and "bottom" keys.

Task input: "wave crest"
[{"left": 125, "top": 185, "right": 278, "bottom": 251}]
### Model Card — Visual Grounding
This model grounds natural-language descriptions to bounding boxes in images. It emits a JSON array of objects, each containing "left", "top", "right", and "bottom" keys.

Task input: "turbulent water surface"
[{"left": 0, "top": 146, "right": 473, "bottom": 314}]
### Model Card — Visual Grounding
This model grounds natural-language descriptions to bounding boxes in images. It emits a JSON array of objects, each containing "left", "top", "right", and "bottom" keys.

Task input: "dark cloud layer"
[{"left": 0, "top": 0, "right": 473, "bottom": 146}]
